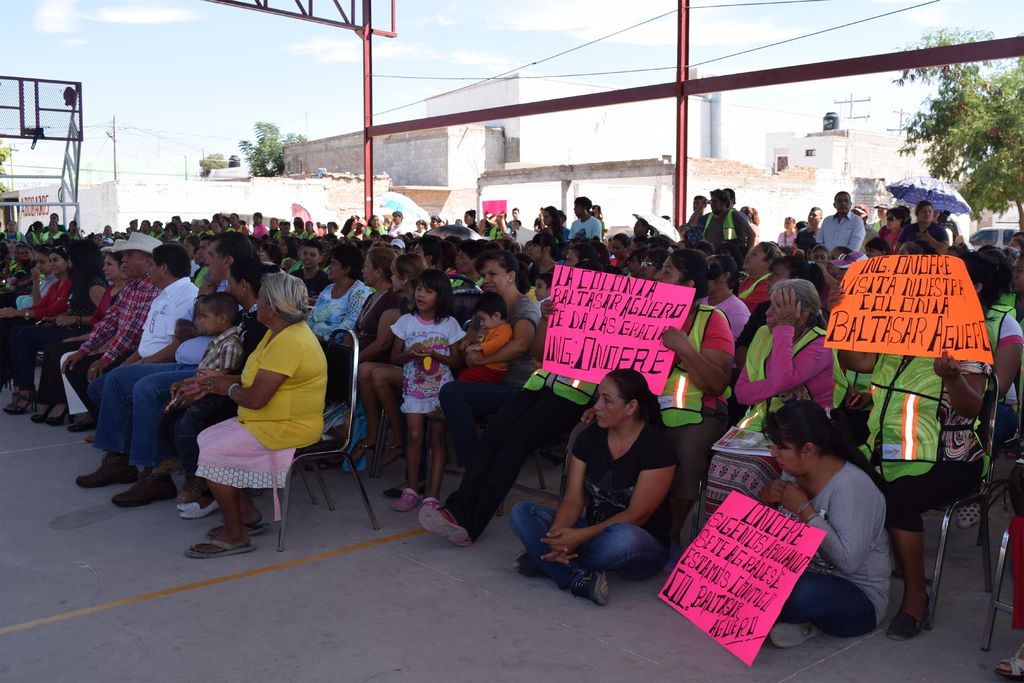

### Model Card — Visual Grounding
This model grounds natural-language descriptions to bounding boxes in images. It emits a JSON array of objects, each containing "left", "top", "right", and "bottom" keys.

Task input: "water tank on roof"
[
  {"left": 228, "top": 155, "right": 241, "bottom": 168},
  {"left": 823, "top": 112, "right": 840, "bottom": 131}
]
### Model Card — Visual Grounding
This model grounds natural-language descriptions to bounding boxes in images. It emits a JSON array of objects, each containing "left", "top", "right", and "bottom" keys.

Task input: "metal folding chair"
[
  {"left": 925, "top": 374, "right": 999, "bottom": 629},
  {"left": 981, "top": 525, "right": 1014, "bottom": 651},
  {"left": 278, "top": 329, "right": 380, "bottom": 551}
]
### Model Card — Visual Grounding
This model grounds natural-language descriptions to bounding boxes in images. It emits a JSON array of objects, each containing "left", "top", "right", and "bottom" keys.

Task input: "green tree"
[
  {"left": 897, "top": 30, "right": 1024, "bottom": 227},
  {"left": 238, "top": 122, "right": 307, "bottom": 177},
  {"left": 0, "top": 142, "right": 11, "bottom": 193},
  {"left": 198, "top": 152, "right": 228, "bottom": 178}
]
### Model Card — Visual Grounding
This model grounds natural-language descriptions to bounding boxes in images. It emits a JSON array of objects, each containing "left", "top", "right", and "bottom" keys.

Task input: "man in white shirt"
[
  {"left": 77, "top": 243, "right": 203, "bottom": 492},
  {"left": 817, "top": 191, "right": 866, "bottom": 253},
  {"left": 569, "top": 196, "right": 603, "bottom": 240}
]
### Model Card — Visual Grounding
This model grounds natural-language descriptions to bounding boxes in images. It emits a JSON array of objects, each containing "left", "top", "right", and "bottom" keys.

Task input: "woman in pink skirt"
[{"left": 182, "top": 272, "right": 327, "bottom": 558}]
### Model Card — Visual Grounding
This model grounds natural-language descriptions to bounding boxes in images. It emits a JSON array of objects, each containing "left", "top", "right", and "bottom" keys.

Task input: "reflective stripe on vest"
[
  {"left": 658, "top": 306, "right": 724, "bottom": 427},
  {"left": 704, "top": 210, "right": 736, "bottom": 241},
  {"left": 900, "top": 394, "right": 919, "bottom": 461},
  {"left": 737, "top": 325, "right": 825, "bottom": 432}
]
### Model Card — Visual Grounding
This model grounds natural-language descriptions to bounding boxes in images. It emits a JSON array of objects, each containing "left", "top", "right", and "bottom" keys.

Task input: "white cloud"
[
  {"left": 490, "top": 0, "right": 801, "bottom": 48},
  {"left": 92, "top": 5, "right": 200, "bottom": 24},
  {"left": 63, "top": 38, "right": 90, "bottom": 46},
  {"left": 290, "top": 38, "right": 437, "bottom": 64},
  {"left": 34, "top": 0, "right": 79, "bottom": 34},
  {"left": 290, "top": 39, "right": 511, "bottom": 72}
]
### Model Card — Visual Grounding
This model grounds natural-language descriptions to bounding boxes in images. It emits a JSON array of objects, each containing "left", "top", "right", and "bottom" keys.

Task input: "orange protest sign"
[{"left": 825, "top": 255, "right": 992, "bottom": 364}]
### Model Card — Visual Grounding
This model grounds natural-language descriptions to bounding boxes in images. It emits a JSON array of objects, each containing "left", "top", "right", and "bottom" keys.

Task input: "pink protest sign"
[
  {"left": 543, "top": 264, "right": 694, "bottom": 394},
  {"left": 659, "top": 491, "right": 826, "bottom": 666},
  {"left": 481, "top": 200, "right": 507, "bottom": 216}
]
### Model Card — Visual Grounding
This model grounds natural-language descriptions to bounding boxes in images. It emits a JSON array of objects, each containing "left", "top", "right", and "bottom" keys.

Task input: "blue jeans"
[
  {"left": 90, "top": 363, "right": 196, "bottom": 467},
  {"left": 438, "top": 380, "right": 517, "bottom": 467},
  {"left": 167, "top": 395, "right": 236, "bottom": 476},
  {"left": 777, "top": 572, "right": 877, "bottom": 637},
  {"left": 509, "top": 502, "right": 667, "bottom": 589}
]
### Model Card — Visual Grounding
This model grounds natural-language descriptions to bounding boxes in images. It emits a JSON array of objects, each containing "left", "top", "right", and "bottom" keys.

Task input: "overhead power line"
[{"left": 374, "top": 0, "right": 939, "bottom": 115}]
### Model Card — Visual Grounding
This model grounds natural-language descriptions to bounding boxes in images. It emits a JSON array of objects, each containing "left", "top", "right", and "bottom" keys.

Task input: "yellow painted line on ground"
[{"left": 0, "top": 527, "right": 425, "bottom": 637}]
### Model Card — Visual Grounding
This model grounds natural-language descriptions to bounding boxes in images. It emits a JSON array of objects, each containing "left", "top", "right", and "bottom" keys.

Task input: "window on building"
[{"left": 805, "top": 149, "right": 817, "bottom": 157}]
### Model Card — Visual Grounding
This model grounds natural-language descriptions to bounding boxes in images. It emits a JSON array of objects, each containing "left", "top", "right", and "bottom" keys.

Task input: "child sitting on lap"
[{"left": 456, "top": 292, "right": 513, "bottom": 385}]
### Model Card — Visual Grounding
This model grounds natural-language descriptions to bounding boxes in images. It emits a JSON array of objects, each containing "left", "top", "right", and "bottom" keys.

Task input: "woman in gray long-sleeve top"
[{"left": 760, "top": 401, "right": 890, "bottom": 648}]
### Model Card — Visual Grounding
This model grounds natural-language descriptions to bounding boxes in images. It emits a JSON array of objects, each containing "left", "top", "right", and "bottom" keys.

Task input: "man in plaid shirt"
[
  {"left": 62, "top": 235, "right": 162, "bottom": 418},
  {"left": 74, "top": 243, "right": 199, "bottom": 494}
]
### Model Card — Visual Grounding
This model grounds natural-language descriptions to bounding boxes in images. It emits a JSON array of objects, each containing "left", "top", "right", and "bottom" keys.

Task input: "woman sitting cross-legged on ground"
[
  {"left": 759, "top": 401, "right": 891, "bottom": 648},
  {"left": 182, "top": 272, "right": 327, "bottom": 558},
  {"left": 509, "top": 369, "right": 676, "bottom": 605}
]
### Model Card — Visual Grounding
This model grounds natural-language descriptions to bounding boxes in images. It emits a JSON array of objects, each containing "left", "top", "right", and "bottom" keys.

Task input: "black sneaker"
[
  {"left": 513, "top": 552, "right": 545, "bottom": 578},
  {"left": 569, "top": 570, "right": 609, "bottom": 606}
]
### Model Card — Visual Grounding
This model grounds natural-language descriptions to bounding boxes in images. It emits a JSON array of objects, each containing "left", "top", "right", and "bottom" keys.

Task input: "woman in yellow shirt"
[{"left": 184, "top": 272, "right": 327, "bottom": 558}]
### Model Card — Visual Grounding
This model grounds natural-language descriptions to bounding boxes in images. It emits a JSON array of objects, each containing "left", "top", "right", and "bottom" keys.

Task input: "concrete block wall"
[
  {"left": 377, "top": 130, "right": 449, "bottom": 186},
  {"left": 283, "top": 124, "right": 504, "bottom": 189}
]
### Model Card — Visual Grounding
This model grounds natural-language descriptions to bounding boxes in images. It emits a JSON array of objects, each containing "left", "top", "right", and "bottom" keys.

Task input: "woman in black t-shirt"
[{"left": 509, "top": 369, "right": 675, "bottom": 606}]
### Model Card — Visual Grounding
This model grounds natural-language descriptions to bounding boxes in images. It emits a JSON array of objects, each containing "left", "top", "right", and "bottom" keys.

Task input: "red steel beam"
[
  {"left": 362, "top": 0, "right": 374, "bottom": 221},
  {"left": 204, "top": 0, "right": 366, "bottom": 32},
  {"left": 370, "top": 82, "right": 677, "bottom": 137},
  {"left": 369, "top": 36, "right": 1024, "bottom": 137},
  {"left": 673, "top": 1, "right": 689, "bottom": 231}
]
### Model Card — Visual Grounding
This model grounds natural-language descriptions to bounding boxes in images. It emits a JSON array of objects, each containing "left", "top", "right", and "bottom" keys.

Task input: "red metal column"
[
  {"left": 362, "top": 0, "right": 374, "bottom": 221},
  {"left": 673, "top": 0, "right": 689, "bottom": 231}
]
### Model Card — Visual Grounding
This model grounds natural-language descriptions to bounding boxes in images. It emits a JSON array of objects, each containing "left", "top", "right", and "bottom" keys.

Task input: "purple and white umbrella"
[{"left": 886, "top": 176, "right": 972, "bottom": 215}]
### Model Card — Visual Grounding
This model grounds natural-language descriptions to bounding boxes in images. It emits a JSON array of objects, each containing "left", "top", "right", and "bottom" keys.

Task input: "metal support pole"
[
  {"left": 673, "top": 0, "right": 689, "bottom": 232},
  {"left": 361, "top": 0, "right": 374, "bottom": 222}
]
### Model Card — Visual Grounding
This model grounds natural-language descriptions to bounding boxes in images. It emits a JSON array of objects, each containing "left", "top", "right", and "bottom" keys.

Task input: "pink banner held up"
[
  {"left": 481, "top": 200, "right": 507, "bottom": 216},
  {"left": 542, "top": 264, "right": 694, "bottom": 394},
  {"left": 659, "top": 492, "right": 826, "bottom": 666}
]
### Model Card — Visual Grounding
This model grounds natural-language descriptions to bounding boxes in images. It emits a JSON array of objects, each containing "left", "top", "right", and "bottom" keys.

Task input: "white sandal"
[{"left": 996, "top": 644, "right": 1024, "bottom": 680}]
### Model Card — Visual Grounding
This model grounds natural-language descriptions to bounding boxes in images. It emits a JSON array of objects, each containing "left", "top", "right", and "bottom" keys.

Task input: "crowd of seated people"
[{"left": 2, "top": 194, "right": 1020, "bottom": 660}]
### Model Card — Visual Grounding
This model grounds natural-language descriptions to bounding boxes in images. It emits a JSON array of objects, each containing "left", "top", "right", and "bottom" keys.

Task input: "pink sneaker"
[
  {"left": 418, "top": 505, "right": 472, "bottom": 547},
  {"left": 422, "top": 497, "right": 440, "bottom": 510},
  {"left": 392, "top": 488, "right": 422, "bottom": 512}
]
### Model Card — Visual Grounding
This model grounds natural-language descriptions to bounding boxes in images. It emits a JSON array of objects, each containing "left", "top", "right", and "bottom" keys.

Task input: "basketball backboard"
[{"left": 0, "top": 76, "right": 83, "bottom": 143}]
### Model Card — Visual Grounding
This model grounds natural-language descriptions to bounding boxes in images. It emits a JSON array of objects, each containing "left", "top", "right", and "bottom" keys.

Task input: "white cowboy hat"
[{"left": 109, "top": 233, "right": 162, "bottom": 254}]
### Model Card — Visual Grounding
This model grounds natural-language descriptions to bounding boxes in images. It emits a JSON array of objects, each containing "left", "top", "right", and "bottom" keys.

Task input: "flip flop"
[
  {"left": 184, "top": 539, "right": 256, "bottom": 559},
  {"left": 205, "top": 520, "right": 270, "bottom": 539}
]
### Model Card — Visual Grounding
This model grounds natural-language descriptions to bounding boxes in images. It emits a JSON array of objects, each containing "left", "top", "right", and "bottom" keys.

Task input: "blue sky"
[{"left": 5, "top": 0, "right": 1023, "bottom": 182}]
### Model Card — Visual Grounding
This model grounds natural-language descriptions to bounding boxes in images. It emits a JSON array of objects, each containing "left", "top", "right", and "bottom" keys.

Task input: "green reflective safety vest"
[
  {"left": 737, "top": 325, "right": 825, "bottom": 432},
  {"left": 522, "top": 370, "right": 596, "bottom": 406},
  {"left": 833, "top": 351, "right": 873, "bottom": 411},
  {"left": 994, "top": 292, "right": 1017, "bottom": 314},
  {"left": 703, "top": 210, "right": 735, "bottom": 241},
  {"left": 863, "top": 355, "right": 964, "bottom": 481},
  {"left": 986, "top": 305, "right": 1024, "bottom": 414},
  {"left": 738, "top": 272, "right": 771, "bottom": 302},
  {"left": 193, "top": 265, "right": 209, "bottom": 289},
  {"left": 659, "top": 305, "right": 725, "bottom": 427}
]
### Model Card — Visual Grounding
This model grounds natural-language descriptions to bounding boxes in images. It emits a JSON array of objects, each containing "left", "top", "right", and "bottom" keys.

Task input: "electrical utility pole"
[
  {"left": 888, "top": 108, "right": 913, "bottom": 133},
  {"left": 106, "top": 116, "right": 118, "bottom": 181},
  {"left": 834, "top": 93, "right": 871, "bottom": 121}
]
